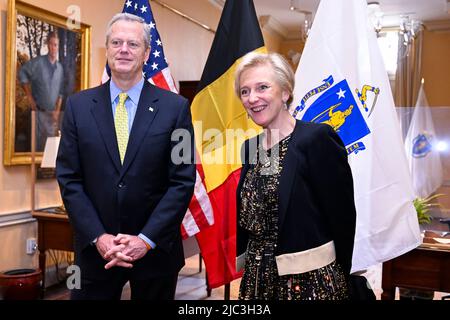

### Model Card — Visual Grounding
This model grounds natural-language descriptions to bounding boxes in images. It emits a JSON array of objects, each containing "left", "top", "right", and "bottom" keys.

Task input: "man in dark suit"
[{"left": 56, "top": 13, "right": 195, "bottom": 300}]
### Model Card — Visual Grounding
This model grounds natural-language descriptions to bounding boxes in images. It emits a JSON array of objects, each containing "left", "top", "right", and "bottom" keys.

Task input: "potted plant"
[
  {"left": 413, "top": 193, "right": 444, "bottom": 225},
  {"left": 400, "top": 193, "right": 445, "bottom": 300},
  {"left": 0, "top": 268, "right": 42, "bottom": 300}
]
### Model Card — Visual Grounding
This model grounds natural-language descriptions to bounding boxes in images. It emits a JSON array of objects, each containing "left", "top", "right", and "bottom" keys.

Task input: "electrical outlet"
[{"left": 26, "top": 238, "right": 37, "bottom": 255}]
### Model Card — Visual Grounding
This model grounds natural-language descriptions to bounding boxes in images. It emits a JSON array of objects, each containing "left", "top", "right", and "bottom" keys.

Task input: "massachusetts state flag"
[
  {"left": 192, "top": 0, "right": 264, "bottom": 288},
  {"left": 404, "top": 80, "right": 443, "bottom": 198},
  {"left": 103, "top": 0, "right": 214, "bottom": 239},
  {"left": 292, "top": 0, "right": 421, "bottom": 273}
]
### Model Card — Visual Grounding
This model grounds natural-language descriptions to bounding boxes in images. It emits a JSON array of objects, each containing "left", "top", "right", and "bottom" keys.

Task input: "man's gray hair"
[{"left": 105, "top": 13, "right": 151, "bottom": 49}]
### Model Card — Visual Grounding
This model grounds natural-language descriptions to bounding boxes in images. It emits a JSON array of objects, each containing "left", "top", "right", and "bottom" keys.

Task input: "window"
[{"left": 377, "top": 31, "right": 399, "bottom": 78}]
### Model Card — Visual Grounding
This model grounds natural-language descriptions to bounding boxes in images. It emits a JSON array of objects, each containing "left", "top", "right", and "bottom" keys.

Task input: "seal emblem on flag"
[
  {"left": 299, "top": 77, "right": 376, "bottom": 155},
  {"left": 412, "top": 133, "right": 433, "bottom": 158}
]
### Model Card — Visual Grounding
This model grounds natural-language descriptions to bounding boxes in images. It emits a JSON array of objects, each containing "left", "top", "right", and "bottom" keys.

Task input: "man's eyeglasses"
[{"left": 109, "top": 39, "right": 142, "bottom": 50}]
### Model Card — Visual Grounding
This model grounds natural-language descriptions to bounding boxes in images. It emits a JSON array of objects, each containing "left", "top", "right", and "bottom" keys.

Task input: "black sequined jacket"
[{"left": 236, "top": 120, "right": 357, "bottom": 277}]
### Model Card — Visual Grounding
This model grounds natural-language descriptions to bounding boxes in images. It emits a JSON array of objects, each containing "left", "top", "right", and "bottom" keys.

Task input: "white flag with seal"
[
  {"left": 292, "top": 0, "right": 421, "bottom": 273},
  {"left": 404, "top": 81, "right": 443, "bottom": 198}
]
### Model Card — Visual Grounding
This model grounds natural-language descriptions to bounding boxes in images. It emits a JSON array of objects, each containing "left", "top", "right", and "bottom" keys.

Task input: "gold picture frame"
[{"left": 4, "top": 0, "right": 90, "bottom": 165}]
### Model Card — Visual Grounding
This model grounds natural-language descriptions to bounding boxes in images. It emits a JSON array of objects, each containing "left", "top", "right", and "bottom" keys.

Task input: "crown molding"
[{"left": 424, "top": 19, "right": 450, "bottom": 32}]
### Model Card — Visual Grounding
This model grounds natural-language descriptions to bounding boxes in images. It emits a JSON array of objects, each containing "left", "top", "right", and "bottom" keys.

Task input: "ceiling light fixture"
[
  {"left": 289, "top": 0, "right": 312, "bottom": 15},
  {"left": 367, "top": 1, "right": 384, "bottom": 37},
  {"left": 399, "top": 15, "right": 422, "bottom": 57}
]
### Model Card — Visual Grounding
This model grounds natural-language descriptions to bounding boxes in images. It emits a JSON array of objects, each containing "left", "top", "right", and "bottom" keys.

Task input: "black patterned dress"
[{"left": 238, "top": 134, "right": 349, "bottom": 300}]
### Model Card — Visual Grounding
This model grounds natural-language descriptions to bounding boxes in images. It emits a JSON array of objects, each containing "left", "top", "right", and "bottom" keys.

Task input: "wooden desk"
[
  {"left": 32, "top": 211, "right": 74, "bottom": 296},
  {"left": 381, "top": 242, "right": 450, "bottom": 300}
]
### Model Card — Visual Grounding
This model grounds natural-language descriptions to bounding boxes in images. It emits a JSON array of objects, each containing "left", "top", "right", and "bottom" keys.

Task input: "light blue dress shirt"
[{"left": 110, "top": 78, "right": 143, "bottom": 133}]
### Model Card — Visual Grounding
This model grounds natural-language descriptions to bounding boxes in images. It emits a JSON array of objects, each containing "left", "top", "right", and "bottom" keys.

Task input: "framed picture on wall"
[{"left": 4, "top": 0, "right": 91, "bottom": 165}]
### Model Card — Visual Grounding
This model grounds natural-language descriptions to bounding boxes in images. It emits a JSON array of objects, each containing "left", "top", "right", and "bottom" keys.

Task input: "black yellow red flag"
[{"left": 192, "top": 0, "right": 265, "bottom": 288}]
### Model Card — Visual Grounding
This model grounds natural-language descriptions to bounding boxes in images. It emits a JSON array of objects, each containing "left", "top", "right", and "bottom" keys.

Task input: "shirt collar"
[{"left": 110, "top": 78, "right": 145, "bottom": 105}]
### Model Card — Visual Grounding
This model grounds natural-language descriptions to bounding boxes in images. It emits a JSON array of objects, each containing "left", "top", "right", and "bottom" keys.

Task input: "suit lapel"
[
  {"left": 278, "top": 121, "right": 300, "bottom": 229},
  {"left": 120, "top": 81, "right": 159, "bottom": 177},
  {"left": 90, "top": 81, "right": 122, "bottom": 173}
]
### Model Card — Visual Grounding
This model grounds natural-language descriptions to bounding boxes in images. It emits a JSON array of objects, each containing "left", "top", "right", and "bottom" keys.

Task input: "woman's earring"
[{"left": 283, "top": 102, "right": 288, "bottom": 110}]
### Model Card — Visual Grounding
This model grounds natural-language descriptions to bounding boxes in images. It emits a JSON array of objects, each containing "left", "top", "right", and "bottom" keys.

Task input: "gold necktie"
[{"left": 115, "top": 92, "right": 128, "bottom": 164}]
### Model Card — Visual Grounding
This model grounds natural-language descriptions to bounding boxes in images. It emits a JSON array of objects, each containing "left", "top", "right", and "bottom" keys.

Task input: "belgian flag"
[{"left": 192, "top": 0, "right": 265, "bottom": 288}]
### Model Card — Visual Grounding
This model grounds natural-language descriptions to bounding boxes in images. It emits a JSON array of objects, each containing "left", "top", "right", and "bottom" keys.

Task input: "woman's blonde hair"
[{"left": 234, "top": 52, "right": 295, "bottom": 107}]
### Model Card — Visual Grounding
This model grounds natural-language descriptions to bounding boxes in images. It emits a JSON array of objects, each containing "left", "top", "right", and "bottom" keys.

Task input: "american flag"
[{"left": 103, "top": 0, "right": 214, "bottom": 238}]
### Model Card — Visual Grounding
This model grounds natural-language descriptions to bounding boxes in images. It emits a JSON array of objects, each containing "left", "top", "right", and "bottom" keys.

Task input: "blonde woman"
[{"left": 235, "top": 52, "right": 356, "bottom": 300}]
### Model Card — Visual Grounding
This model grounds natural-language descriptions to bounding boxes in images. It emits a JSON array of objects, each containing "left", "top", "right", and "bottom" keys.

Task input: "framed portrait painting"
[{"left": 4, "top": 0, "right": 91, "bottom": 165}]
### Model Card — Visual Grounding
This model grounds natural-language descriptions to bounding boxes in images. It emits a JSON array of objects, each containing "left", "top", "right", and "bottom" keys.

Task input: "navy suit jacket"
[{"left": 56, "top": 80, "right": 195, "bottom": 280}]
